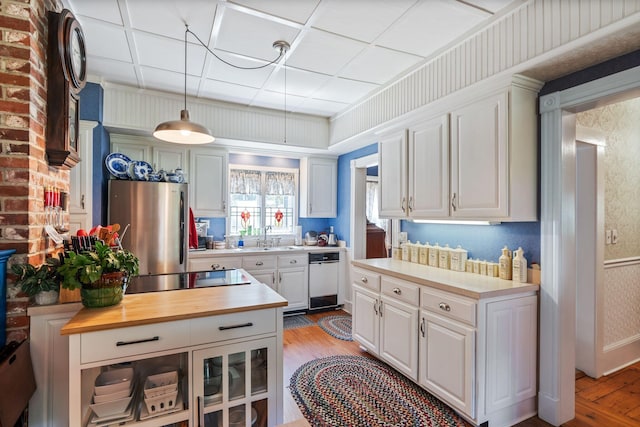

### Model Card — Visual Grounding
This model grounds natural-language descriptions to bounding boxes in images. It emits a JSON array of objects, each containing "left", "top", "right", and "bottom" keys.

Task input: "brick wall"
[{"left": 1, "top": 0, "right": 64, "bottom": 345}]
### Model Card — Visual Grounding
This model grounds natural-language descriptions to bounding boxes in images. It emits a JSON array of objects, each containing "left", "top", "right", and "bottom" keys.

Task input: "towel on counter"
[{"left": 188, "top": 208, "right": 199, "bottom": 249}]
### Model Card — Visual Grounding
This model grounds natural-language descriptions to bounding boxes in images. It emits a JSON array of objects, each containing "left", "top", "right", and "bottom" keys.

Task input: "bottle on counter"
[
  {"left": 402, "top": 240, "right": 411, "bottom": 261},
  {"left": 410, "top": 241, "right": 420, "bottom": 263},
  {"left": 512, "top": 247, "right": 528, "bottom": 282},
  {"left": 418, "top": 242, "right": 429, "bottom": 265},
  {"left": 499, "top": 246, "right": 512, "bottom": 280},
  {"left": 450, "top": 245, "right": 468, "bottom": 272},
  {"left": 438, "top": 244, "right": 451, "bottom": 269},
  {"left": 428, "top": 243, "right": 439, "bottom": 267}
]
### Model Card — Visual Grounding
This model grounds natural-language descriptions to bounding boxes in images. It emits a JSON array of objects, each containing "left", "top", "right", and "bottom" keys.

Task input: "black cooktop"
[{"left": 125, "top": 269, "right": 253, "bottom": 294}]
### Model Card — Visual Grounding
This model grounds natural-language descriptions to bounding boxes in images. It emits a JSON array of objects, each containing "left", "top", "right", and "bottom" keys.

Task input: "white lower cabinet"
[
  {"left": 352, "top": 263, "right": 538, "bottom": 426},
  {"left": 189, "top": 257, "right": 243, "bottom": 272},
  {"left": 243, "top": 254, "right": 308, "bottom": 312},
  {"left": 68, "top": 308, "right": 283, "bottom": 426},
  {"left": 352, "top": 268, "right": 419, "bottom": 381}
]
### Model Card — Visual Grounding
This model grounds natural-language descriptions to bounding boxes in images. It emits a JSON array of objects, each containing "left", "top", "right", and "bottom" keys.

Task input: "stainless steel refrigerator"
[{"left": 109, "top": 180, "right": 188, "bottom": 275}]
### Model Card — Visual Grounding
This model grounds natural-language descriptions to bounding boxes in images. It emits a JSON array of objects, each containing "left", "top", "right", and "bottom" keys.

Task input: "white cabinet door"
[
  {"left": 352, "top": 284, "right": 380, "bottom": 354},
  {"left": 378, "top": 130, "right": 407, "bottom": 218},
  {"left": 190, "top": 148, "right": 228, "bottom": 217},
  {"left": 278, "top": 267, "right": 308, "bottom": 312},
  {"left": 153, "top": 145, "right": 187, "bottom": 174},
  {"left": 300, "top": 157, "right": 337, "bottom": 218},
  {"left": 450, "top": 91, "right": 508, "bottom": 219},
  {"left": 420, "top": 310, "right": 475, "bottom": 418},
  {"left": 111, "top": 138, "right": 151, "bottom": 162},
  {"left": 69, "top": 121, "right": 97, "bottom": 234},
  {"left": 409, "top": 116, "right": 449, "bottom": 218},
  {"left": 250, "top": 270, "right": 276, "bottom": 290},
  {"left": 379, "top": 295, "right": 419, "bottom": 381}
]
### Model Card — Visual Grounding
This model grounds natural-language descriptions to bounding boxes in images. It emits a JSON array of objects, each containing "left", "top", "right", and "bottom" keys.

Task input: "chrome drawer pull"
[
  {"left": 420, "top": 317, "right": 426, "bottom": 337},
  {"left": 290, "top": 259, "right": 297, "bottom": 264},
  {"left": 361, "top": 277, "right": 368, "bottom": 283},
  {"left": 219, "top": 322, "right": 253, "bottom": 331},
  {"left": 116, "top": 336, "right": 159, "bottom": 346},
  {"left": 374, "top": 299, "right": 378, "bottom": 315},
  {"left": 392, "top": 287, "right": 401, "bottom": 295},
  {"left": 256, "top": 261, "right": 264, "bottom": 266},
  {"left": 211, "top": 263, "right": 220, "bottom": 270},
  {"left": 438, "top": 302, "right": 451, "bottom": 312}
]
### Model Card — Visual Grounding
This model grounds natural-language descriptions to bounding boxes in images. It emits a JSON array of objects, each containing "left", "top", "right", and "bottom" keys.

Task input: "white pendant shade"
[{"left": 153, "top": 109, "right": 214, "bottom": 144}]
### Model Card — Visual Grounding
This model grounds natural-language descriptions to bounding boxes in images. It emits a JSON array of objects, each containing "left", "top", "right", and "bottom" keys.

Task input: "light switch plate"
[{"left": 612, "top": 229, "right": 618, "bottom": 244}]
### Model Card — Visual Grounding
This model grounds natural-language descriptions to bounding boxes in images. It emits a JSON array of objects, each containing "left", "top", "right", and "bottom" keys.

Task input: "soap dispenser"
[
  {"left": 499, "top": 246, "right": 512, "bottom": 280},
  {"left": 512, "top": 247, "right": 528, "bottom": 283}
]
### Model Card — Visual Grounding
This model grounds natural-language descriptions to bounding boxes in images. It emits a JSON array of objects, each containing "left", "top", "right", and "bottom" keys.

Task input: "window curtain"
[
  {"left": 265, "top": 171, "right": 296, "bottom": 195},
  {"left": 229, "top": 169, "right": 261, "bottom": 194}
]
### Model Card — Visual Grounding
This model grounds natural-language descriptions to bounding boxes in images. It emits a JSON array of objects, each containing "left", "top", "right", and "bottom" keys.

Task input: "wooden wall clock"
[{"left": 46, "top": 9, "right": 87, "bottom": 169}]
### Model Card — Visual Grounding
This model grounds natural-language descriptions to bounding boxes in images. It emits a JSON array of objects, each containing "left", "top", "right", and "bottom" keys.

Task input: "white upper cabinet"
[
  {"left": 450, "top": 92, "right": 508, "bottom": 219},
  {"left": 378, "top": 76, "right": 541, "bottom": 222},
  {"left": 189, "top": 148, "right": 228, "bottom": 217},
  {"left": 379, "top": 115, "right": 449, "bottom": 219},
  {"left": 153, "top": 145, "right": 187, "bottom": 174},
  {"left": 299, "top": 157, "right": 337, "bottom": 218},
  {"left": 110, "top": 136, "right": 151, "bottom": 162}
]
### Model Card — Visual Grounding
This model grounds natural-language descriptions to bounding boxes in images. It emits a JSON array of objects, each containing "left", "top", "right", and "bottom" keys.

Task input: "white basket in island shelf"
[{"left": 143, "top": 371, "right": 180, "bottom": 415}]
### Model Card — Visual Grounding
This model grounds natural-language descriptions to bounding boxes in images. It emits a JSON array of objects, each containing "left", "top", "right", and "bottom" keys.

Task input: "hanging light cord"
[
  {"left": 184, "top": 26, "right": 188, "bottom": 111},
  {"left": 185, "top": 26, "right": 287, "bottom": 70}
]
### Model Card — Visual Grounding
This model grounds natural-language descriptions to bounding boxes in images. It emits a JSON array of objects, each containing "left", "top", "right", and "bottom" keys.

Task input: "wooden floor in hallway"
[{"left": 282, "top": 309, "right": 640, "bottom": 426}]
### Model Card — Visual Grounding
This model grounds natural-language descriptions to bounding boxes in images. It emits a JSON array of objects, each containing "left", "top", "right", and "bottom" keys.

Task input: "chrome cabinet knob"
[{"left": 439, "top": 302, "right": 451, "bottom": 312}]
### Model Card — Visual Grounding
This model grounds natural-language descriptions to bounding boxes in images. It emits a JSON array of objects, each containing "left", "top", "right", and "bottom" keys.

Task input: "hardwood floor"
[{"left": 282, "top": 310, "right": 640, "bottom": 426}]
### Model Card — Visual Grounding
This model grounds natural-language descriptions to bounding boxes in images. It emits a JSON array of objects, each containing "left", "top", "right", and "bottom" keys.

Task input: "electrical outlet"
[
  {"left": 612, "top": 229, "right": 618, "bottom": 244},
  {"left": 605, "top": 230, "right": 612, "bottom": 245}
]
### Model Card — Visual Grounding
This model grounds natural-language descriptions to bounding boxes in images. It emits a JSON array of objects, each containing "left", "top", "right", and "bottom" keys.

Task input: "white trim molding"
[{"left": 539, "top": 65, "right": 640, "bottom": 425}]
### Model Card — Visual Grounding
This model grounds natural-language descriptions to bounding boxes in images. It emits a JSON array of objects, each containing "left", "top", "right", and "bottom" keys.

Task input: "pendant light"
[
  {"left": 153, "top": 25, "right": 214, "bottom": 144},
  {"left": 154, "top": 25, "right": 290, "bottom": 145}
]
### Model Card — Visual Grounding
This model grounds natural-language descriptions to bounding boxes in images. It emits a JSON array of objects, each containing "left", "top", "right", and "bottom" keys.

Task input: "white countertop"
[
  {"left": 189, "top": 245, "right": 345, "bottom": 258},
  {"left": 352, "top": 258, "right": 539, "bottom": 299}
]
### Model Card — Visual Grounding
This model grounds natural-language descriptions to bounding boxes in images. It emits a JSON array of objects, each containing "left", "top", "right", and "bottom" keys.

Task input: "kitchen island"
[
  {"left": 61, "top": 277, "right": 287, "bottom": 427},
  {"left": 351, "top": 258, "right": 539, "bottom": 427}
]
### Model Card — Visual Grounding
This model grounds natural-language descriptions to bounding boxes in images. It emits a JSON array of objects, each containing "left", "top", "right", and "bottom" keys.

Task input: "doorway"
[{"left": 539, "top": 65, "right": 640, "bottom": 425}]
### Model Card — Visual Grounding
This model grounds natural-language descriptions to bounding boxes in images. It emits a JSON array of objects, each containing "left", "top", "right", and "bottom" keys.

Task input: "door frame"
[
  {"left": 350, "top": 153, "right": 379, "bottom": 260},
  {"left": 539, "top": 65, "right": 640, "bottom": 425}
]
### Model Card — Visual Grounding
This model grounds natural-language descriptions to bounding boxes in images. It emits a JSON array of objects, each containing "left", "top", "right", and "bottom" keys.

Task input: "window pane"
[
  {"left": 229, "top": 194, "right": 261, "bottom": 235},
  {"left": 265, "top": 195, "right": 294, "bottom": 234}
]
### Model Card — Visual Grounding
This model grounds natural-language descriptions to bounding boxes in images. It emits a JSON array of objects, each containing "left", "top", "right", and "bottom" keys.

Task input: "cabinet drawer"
[
  {"left": 189, "top": 257, "right": 242, "bottom": 271},
  {"left": 381, "top": 277, "right": 419, "bottom": 306},
  {"left": 242, "top": 255, "right": 277, "bottom": 270},
  {"left": 191, "top": 309, "right": 276, "bottom": 346},
  {"left": 352, "top": 267, "right": 380, "bottom": 292},
  {"left": 278, "top": 254, "right": 308, "bottom": 268},
  {"left": 421, "top": 288, "right": 476, "bottom": 326},
  {"left": 81, "top": 320, "right": 190, "bottom": 363}
]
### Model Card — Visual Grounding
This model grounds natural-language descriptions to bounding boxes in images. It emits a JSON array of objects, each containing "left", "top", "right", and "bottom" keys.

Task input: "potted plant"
[
  {"left": 57, "top": 241, "right": 139, "bottom": 308},
  {"left": 11, "top": 258, "right": 61, "bottom": 305}
]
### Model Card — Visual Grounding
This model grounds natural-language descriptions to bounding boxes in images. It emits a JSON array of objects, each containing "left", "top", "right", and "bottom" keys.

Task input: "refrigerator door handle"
[{"left": 179, "top": 190, "right": 185, "bottom": 265}]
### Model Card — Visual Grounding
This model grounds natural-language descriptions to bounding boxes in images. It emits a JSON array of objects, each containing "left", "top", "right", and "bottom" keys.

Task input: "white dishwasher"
[{"left": 308, "top": 252, "right": 340, "bottom": 310}]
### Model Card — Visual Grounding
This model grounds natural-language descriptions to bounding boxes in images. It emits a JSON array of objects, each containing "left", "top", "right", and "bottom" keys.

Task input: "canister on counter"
[
  {"left": 410, "top": 241, "right": 420, "bottom": 263},
  {"left": 402, "top": 241, "right": 411, "bottom": 261},
  {"left": 480, "top": 260, "right": 488, "bottom": 275},
  {"left": 419, "top": 242, "right": 429, "bottom": 265},
  {"left": 450, "top": 245, "right": 468, "bottom": 272},
  {"left": 429, "top": 243, "right": 440, "bottom": 267},
  {"left": 472, "top": 258, "right": 480, "bottom": 274},
  {"left": 438, "top": 244, "right": 451, "bottom": 269}
]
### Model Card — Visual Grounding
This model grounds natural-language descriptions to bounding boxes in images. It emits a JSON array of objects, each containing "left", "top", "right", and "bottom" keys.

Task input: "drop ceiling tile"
[
  {"left": 313, "top": 78, "right": 378, "bottom": 104},
  {"left": 207, "top": 52, "right": 275, "bottom": 89},
  {"left": 265, "top": 67, "right": 331, "bottom": 97},
  {"left": 200, "top": 79, "right": 259, "bottom": 105},
  {"left": 216, "top": 8, "right": 301, "bottom": 62},
  {"left": 228, "top": 0, "right": 320, "bottom": 24},
  {"left": 296, "top": 98, "right": 349, "bottom": 117},
  {"left": 134, "top": 31, "right": 207, "bottom": 75},
  {"left": 376, "top": 0, "right": 490, "bottom": 57},
  {"left": 139, "top": 67, "right": 201, "bottom": 95},
  {"left": 286, "top": 28, "right": 367, "bottom": 75},
  {"left": 464, "top": 0, "right": 517, "bottom": 14},
  {"left": 87, "top": 57, "right": 137, "bottom": 85},
  {"left": 340, "top": 46, "right": 423, "bottom": 84},
  {"left": 312, "top": 0, "right": 415, "bottom": 43},
  {"left": 81, "top": 18, "right": 131, "bottom": 63},
  {"left": 67, "top": 0, "right": 123, "bottom": 25},
  {"left": 251, "top": 90, "right": 305, "bottom": 111},
  {"left": 126, "top": 0, "right": 217, "bottom": 42}
]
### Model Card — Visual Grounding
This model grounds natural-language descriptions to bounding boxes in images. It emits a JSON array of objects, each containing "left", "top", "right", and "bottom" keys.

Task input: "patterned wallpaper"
[
  {"left": 576, "top": 97, "right": 640, "bottom": 261},
  {"left": 603, "top": 263, "right": 640, "bottom": 348}
]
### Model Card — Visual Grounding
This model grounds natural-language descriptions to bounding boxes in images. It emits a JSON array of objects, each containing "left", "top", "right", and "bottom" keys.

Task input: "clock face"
[
  {"left": 71, "top": 28, "right": 84, "bottom": 80},
  {"left": 63, "top": 17, "right": 87, "bottom": 91}
]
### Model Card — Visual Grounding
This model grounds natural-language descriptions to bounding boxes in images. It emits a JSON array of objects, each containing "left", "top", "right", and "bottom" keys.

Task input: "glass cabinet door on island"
[{"left": 193, "top": 338, "right": 276, "bottom": 427}]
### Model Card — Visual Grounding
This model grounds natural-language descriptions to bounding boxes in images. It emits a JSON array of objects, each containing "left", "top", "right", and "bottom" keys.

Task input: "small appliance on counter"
[{"left": 304, "top": 231, "right": 318, "bottom": 246}]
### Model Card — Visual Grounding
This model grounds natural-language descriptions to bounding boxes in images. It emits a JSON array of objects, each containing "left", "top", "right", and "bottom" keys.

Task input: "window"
[{"left": 228, "top": 166, "right": 297, "bottom": 236}]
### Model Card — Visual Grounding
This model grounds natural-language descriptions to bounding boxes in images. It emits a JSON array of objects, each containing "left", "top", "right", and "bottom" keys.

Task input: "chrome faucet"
[{"left": 263, "top": 225, "right": 272, "bottom": 247}]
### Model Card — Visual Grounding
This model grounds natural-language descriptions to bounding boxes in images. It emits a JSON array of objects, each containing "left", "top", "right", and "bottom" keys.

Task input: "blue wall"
[{"left": 79, "top": 82, "right": 109, "bottom": 227}]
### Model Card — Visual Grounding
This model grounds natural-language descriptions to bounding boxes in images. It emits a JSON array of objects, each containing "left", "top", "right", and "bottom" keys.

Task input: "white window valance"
[
  {"left": 265, "top": 171, "right": 296, "bottom": 196},
  {"left": 230, "top": 169, "right": 261, "bottom": 194}
]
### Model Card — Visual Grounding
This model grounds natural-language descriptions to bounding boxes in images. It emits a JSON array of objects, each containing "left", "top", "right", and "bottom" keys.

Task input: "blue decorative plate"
[
  {"left": 105, "top": 153, "right": 131, "bottom": 179},
  {"left": 128, "top": 160, "right": 153, "bottom": 181}
]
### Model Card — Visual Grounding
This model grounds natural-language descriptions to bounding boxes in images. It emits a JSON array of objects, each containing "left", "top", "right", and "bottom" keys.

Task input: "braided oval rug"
[
  {"left": 317, "top": 315, "right": 352, "bottom": 341},
  {"left": 289, "top": 355, "right": 468, "bottom": 426}
]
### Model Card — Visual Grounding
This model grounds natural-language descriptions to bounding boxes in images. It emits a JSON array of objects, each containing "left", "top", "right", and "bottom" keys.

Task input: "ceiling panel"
[
  {"left": 139, "top": 67, "right": 202, "bottom": 96},
  {"left": 82, "top": 18, "right": 131, "bottom": 62},
  {"left": 312, "top": 77, "right": 378, "bottom": 104},
  {"left": 339, "top": 46, "right": 423, "bottom": 85},
  {"left": 200, "top": 79, "right": 260, "bottom": 105},
  {"left": 286, "top": 28, "right": 367, "bottom": 75},
  {"left": 297, "top": 98, "right": 350, "bottom": 116},
  {"left": 312, "top": 0, "right": 417, "bottom": 43},
  {"left": 67, "top": 0, "right": 123, "bottom": 25},
  {"left": 206, "top": 51, "right": 275, "bottom": 89},
  {"left": 86, "top": 57, "right": 137, "bottom": 85},
  {"left": 251, "top": 90, "right": 306, "bottom": 111},
  {"left": 134, "top": 32, "right": 207, "bottom": 75},
  {"left": 228, "top": 0, "right": 320, "bottom": 24},
  {"left": 265, "top": 67, "right": 332, "bottom": 97}
]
